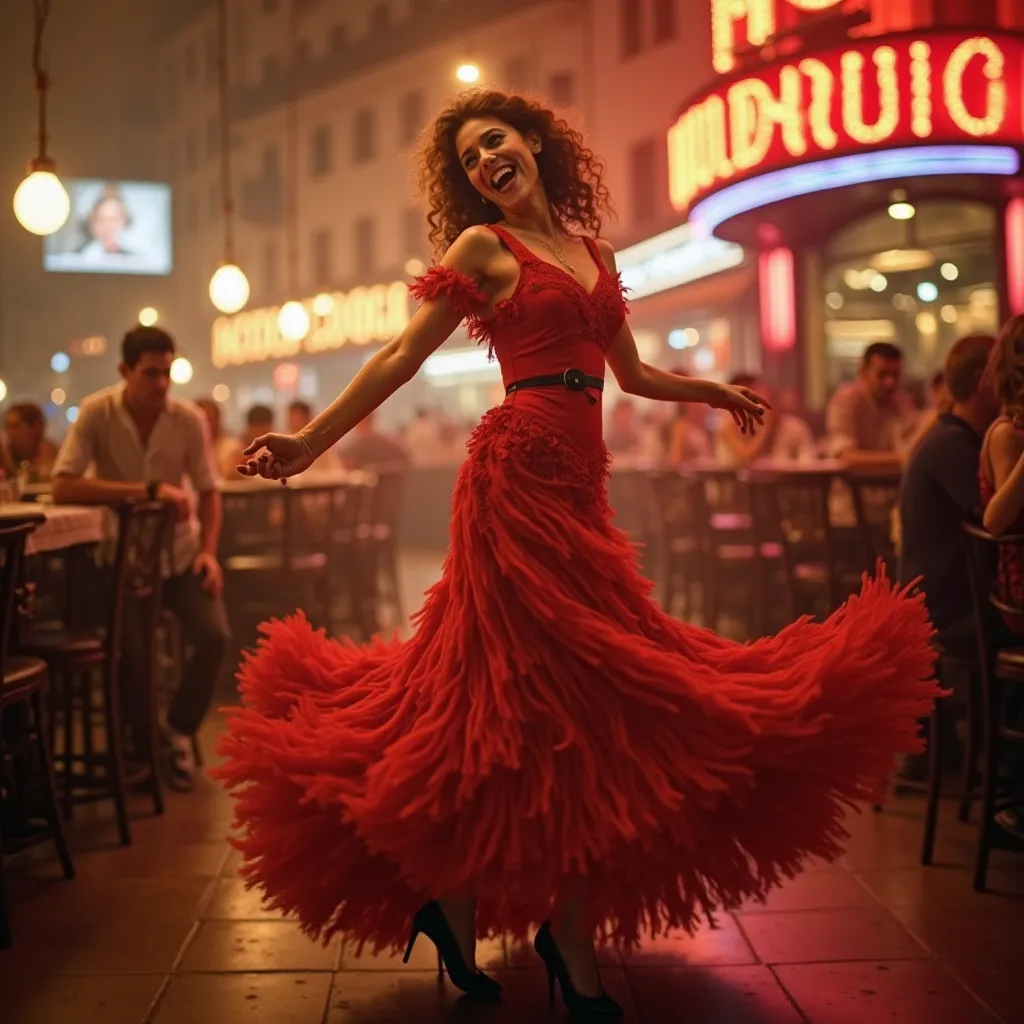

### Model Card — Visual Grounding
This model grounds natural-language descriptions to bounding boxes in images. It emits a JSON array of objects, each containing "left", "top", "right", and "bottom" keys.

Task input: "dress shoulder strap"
[{"left": 487, "top": 223, "right": 536, "bottom": 264}]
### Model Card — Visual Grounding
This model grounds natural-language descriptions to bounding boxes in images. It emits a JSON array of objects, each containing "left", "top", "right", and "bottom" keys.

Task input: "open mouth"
[{"left": 489, "top": 165, "right": 517, "bottom": 194}]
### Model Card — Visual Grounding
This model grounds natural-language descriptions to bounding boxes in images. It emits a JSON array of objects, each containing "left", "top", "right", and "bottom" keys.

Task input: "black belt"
[{"left": 505, "top": 367, "right": 604, "bottom": 406}]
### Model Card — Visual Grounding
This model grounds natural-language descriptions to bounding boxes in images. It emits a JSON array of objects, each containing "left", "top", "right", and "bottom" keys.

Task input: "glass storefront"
[{"left": 822, "top": 200, "right": 1000, "bottom": 393}]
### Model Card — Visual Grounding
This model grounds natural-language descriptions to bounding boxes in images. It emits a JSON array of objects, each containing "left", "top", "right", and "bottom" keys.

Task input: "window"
[
  {"left": 206, "top": 117, "right": 219, "bottom": 160},
  {"left": 353, "top": 108, "right": 376, "bottom": 162},
  {"left": 653, "top": 0, "right": 676, "bottom": 43},
  {"left": 262, "top": 144, "right": 281, "bottom": 180},
  {"left": 263, "top": 238, "right": 280, "bottom": 294},
  {"left": 330, "top": 24, "right": 349, "bottom": 51},
  {"left": 262, "top": 54, "right": 279, "bottom": 83},
  {"left": 549, "top": 72, "right": 575, "bottom": 108},
  {"left": 403, "top": 207, "right": 425, "bottom": 258},
  {"left": 504, "top": 56, "right": 530, "bottom": 91},
  {"left": 310, "top": 125, "right": 332, "bottom": 177},
  {"left": 398, "top": 91, "right": 425, "bottom": 148},
  {"left": 354, "top": 217, "right": 376, "bottom": 272},
  {"left": 184, "top": 130, "right": 198, "bottom": 172},
  {"left": 311, "top": 228, "right": 333, "bottom": 286},
  {"left": 208, "top": 183, "right": 221, "bottom": 220},
  {"left": 620, "top": 0, "right": 643, "bottom": 59},
  {"left": 629, "top": 138, "right": 657, "bottom": 224},
  {"left": 370, "top": 3, "right": 390, "bottom": 31}
]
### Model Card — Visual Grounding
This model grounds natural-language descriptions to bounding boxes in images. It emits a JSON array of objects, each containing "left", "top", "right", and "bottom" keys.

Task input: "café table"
[{"left": 0, "top": 503, "right": 106, "bottom": 555}]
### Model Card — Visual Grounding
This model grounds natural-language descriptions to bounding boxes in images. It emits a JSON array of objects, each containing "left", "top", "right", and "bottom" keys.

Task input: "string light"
[
  {"left": 909, "top": 41, "right": 933, "bottom": 138},
  {"left": 728, "top": 79, "right": 775, "bottom": 171},
  {"left": 711, "top": 0, "right": 774, "bottom": 74},
  {"left": 943, "top": 37, "right": 1006, "bottom": 138},
  {"left": 841, "top": 47, "right": 899, "bottom": 145}
]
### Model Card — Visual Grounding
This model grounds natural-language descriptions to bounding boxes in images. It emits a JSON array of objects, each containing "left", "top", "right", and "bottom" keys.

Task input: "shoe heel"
[
  {"left": 402, "top": 928, "right": 419, "bottom": 964},
  {"left": 545, "top": 963, "right": 556, "bottom": 1009}
]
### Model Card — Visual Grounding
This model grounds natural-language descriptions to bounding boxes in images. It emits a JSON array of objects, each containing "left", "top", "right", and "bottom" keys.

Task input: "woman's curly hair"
[
  {"left": 989, "top": 313, "right": 1024, "bottom": 426},
  {"left": 415, "top": 89, "right": 613, "bottom": 256}
]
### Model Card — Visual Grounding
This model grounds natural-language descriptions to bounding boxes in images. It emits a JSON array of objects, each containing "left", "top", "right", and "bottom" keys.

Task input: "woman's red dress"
[{"left": 214, "top": 224, "right": 939, "bottom": 953}]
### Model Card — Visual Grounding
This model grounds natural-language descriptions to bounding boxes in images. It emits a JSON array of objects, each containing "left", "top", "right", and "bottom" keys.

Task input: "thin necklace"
[{"left": 519, "top": 228, "right": 578, "bottom": 276}]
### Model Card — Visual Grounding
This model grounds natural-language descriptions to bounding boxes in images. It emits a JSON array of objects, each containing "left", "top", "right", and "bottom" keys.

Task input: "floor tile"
[
  {"left": 153, "top": 972, "right": 333, "bottom": 1024},
  {"left": 28, "top": 840, "right": 230, "bottom": 880},
  {"left": 619, "top": 916, "right": 757, "bottom": 967},
  {"left": 774, "top": 960, "right": 1000, "bottom": 1024},
  {"left": 200, "top": 878, "right": 288, "bottom": 921},
  {"left": 856, "top": 865, "right": 1024, "bottom": 910},
  {"left": 324, "top": 970, "right": 490, "bottom": 1023},
  {"left": 1, "top": 972, "right": 164, "bottom": 1024},
  {"left": 943, "top": 952, "right": 1024, "bottom": 1024},
  {"left": 738, "top": 907, "right": 927, "bottom": 964},
  {"left": 840, "top": 806, "right": 976, "bottom": 870},
  {"left": 887, "top": 902, "right": 1024, "bottom": 956},
  {"left": 340, "top": 934, "right": 505, "bottom": 972},
  {"left": 178, "top": 920, "right": 339, "bottom": 973},
  {"left": 741, "top": 870, "right": 876, "bottom": 913},
  {"left": 626, "top": 965, "right": 804, "bottom": 1024}
]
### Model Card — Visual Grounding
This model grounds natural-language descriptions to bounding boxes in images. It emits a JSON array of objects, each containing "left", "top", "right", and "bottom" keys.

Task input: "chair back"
[
  {"left": 649, "top": 469, "right": 697, "bottom": 543},
  {"left": 0, "top": 522, "right": 37, "bottom": 681},
  {"left": 963, "top": 523, "right": 1024, "bottom": 661},
  {"left": 844, "top": 471, "right": 901, "bottom": 570},
  {"left": 107, "top": 501, "right": 177, "bottom": 661}
]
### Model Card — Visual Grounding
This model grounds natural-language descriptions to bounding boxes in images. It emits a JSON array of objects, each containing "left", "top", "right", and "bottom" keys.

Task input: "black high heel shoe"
[
  {"left": 534, "top": 921, "right": 623, "bottom": 1019},
  {"left": 403, "top": 901, "right": 502, "bottom": 1000}
]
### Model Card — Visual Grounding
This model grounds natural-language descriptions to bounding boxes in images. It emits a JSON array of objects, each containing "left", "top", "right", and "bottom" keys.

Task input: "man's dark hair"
[
  {"left": 945, "top": 334, "right": 996, "bottom": 403},
  {"left": 122, "top": 325, "right": 175, "bottom": 368},
  {"left": 246, "top": 404, "right": 274, "bottom": 426},
  {"left": 863, "top": 341, "right": 903, "bottom": 365},
  {"left": 288, "top": 400, "right": 312, "bottom": 418}
]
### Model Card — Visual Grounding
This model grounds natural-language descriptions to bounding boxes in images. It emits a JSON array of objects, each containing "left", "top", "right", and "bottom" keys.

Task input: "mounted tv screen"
[{"left": 43, "top": 179, "right": 172, "bottom": 276}]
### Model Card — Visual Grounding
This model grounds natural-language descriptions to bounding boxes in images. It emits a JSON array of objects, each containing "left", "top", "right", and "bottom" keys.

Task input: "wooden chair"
[
  {"left": 0, "top": 522, "right": 74, "bottom": 949},
  {"left": 844, "top": 470, "right": 901, "bottom": 571},
  {"left": 19, "top": 501, "right": 176, "bottom": 842}
]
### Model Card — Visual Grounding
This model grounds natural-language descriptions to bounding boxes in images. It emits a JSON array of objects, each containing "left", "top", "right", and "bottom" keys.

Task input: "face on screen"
[{"left": 91, "top": 197, "right": 129, "bottom": 253}]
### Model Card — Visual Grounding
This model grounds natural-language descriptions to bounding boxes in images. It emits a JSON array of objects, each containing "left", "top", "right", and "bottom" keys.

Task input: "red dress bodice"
[{"left": 409, "top": 224, "right": 628, "bottom": 453}]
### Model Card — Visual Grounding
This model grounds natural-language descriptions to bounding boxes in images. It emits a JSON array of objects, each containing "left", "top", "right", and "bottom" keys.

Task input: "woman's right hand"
[{"left": 237, "top": 433, "right": 314, "bottom": 482}]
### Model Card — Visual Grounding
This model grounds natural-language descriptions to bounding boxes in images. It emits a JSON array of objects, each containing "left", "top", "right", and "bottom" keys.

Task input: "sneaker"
[{"left": 164, "top": 728, "right": 197, "bottom": 792}]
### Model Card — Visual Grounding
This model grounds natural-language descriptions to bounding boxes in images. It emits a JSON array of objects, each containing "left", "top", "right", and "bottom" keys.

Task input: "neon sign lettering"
[
  {"left": 211, "top": 282, "right": 410, "bottom": 368},
  {"left": 711, "top": 0, "right": 845, "bottom": 74},
  {"left": 669, "top": 33, "right": 1024, "bottom": 215}
]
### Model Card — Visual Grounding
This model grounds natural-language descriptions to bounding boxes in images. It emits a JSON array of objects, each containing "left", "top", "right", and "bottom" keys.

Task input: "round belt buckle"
[{"left": 563, "top": 368, "right": 586, "bottom": 392}]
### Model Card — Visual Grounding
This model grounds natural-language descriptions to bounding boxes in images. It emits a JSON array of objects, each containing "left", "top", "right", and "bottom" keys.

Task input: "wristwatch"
[{"left": 146, "top": 481, "right": 159, "bottom": 500}]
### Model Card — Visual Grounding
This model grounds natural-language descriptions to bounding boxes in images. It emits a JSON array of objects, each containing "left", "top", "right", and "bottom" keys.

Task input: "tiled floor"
[
  {"left": 5, "top": 744, "right": 1022, "bottom": 1024},
  {"left": 3, "top": 555, "right": 1023, "bottom": 1023}
]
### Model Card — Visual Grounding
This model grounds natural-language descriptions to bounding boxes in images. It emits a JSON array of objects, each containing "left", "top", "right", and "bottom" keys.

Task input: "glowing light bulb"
[
  {"left": 456, "top": 62, "right": 481, "bottom": 84},
  {"left": 209, "top": 263, "right": 250, "bottom": 314},
  {"left": 170, "top": 357, "right": 194, "bottom": 384},
  {"left": 869, "top": 273, "right": 888, "bottom": 292},
  {"left": 277, "top": 300, "right": 311, "bottom": 342},
  {"left": 311, "top": 292, "right": 335, "bottom": 317},
  {"left": 212, "top": 383, "right": 231, "bottom": 402},
  {"left": 13, "top": 168, "right": 71, "bottom": 236},
  {"left": 888, "top": 201, "right": 916, "bottom": 221},
  {"left": 138, "top": 307, "right": 159, "bottom": 326},
  {"left": 940, "top": 262, "right": 959, "bottom": 281},
  {"left": 0, "top": 379, "right": 7, "bottom": 403},
  {"left": 917, "top": 281, "right": 939, "bottom": 302}
]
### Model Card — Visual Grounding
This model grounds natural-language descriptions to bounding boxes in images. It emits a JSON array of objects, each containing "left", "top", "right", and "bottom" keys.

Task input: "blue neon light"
[{"left": 690, "top": 146, "right": 1021, "bottom": 233}]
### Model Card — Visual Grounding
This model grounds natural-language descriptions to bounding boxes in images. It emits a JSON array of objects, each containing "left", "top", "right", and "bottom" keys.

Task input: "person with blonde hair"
[{"left": 214, "top": 89, "right": 938, "bottom": 1019}]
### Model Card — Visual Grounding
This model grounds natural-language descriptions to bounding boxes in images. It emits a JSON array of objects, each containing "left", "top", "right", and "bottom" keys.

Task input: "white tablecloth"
[{"left": 0, "top": 503, "right": 107, "bottom": 555}]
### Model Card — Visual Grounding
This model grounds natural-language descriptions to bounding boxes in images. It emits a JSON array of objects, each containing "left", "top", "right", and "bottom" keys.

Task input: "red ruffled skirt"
[{"left": 214, "top": 404, "right": 939, "bottom": 954}]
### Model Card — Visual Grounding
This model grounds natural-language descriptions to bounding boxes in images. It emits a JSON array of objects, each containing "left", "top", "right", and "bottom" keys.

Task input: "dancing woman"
[{"left": 215, "top": 90, "right": 938, "bottom": 1019}]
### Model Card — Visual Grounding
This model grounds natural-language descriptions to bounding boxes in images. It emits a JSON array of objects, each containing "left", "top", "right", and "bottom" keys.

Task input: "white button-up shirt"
[{"left": 52, "top": 384, "right": 216, "bottom": 576}]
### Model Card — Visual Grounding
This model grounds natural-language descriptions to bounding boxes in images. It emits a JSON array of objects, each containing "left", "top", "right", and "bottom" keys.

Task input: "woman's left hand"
[{"left": 708, "top": 382, "right": 772, "bottom": 434}]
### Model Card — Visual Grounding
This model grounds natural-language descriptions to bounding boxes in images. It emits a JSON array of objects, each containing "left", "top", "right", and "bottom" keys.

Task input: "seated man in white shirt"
[
  {"left": 52, "top": 326, "right": 230, "bottom": 791},
  {"left": 714, "top": 374, "right": 816, "bottom": 467}
]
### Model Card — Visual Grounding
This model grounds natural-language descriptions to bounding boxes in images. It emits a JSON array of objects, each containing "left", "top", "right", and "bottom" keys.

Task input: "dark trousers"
[{"left": 122, "top": 569, "right": 231, "bottom": 738}]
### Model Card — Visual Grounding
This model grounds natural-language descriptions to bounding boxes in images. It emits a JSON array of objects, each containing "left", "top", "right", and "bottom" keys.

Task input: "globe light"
[
  {"left": 940, "top": 262, "right": 959, "bottom": 281},
  {"left": 50, "top": 351, "right": 70, "bottom": 373},
  {"left": 311, "top": 292, "right": 335, "bottom": 317},
  {"left": 170, "top": 357, "right": 194, "bottom": 385},
  {"left": 13, "top": 167, "right": 71, "bottom": 236},
  {"left": 209, "top": 263, "right": 250, "bottom": 314},
  {"left": 456, "top": 62, "right": 481, "bottom": 84},
  {"left": 869, "top": 273, "right": 888, "bottom": 292},
  {"left": 212, "top": 383, "right": 231, "bottom": 402},
  {"left": 887, "top": 201, "right": 916, "bottom": 221},
  {"left": 277, "top": 300, "right": 311, "bottom": 342},
  {"left": 138, "top": 306, "right": 159, "bottom": 326},
  {"left": 0, "top": 379, "right": 7, "bottom": 403}
]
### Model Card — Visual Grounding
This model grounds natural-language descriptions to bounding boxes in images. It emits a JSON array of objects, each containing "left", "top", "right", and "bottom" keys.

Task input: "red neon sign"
[
  {"left": 669, "top": 31, "right": 1024, "bottom": 215},
  {"left": 758, "top": 247, "right": 796, "bottom": 352}
]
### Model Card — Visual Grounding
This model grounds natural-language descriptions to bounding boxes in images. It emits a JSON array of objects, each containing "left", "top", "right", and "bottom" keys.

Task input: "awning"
[{"left": 627, "top": 265, "right": 757, "bottom": 320}]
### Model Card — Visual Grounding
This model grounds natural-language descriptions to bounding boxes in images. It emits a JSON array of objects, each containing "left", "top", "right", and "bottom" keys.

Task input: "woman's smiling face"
[{"left": 454, "top": 117, "right": 541, "bottom": 213}]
